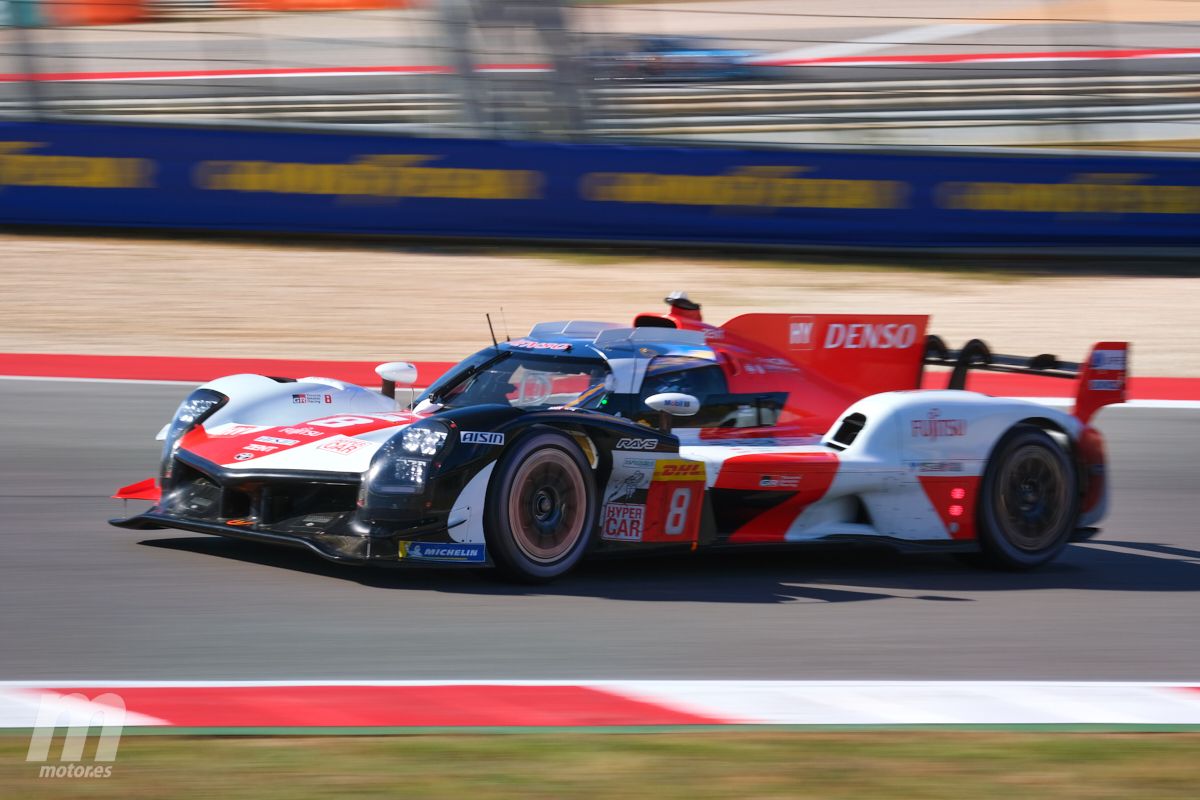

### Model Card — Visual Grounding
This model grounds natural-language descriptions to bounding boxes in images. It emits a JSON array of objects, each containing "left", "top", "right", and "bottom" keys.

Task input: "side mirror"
[
  {"left": 375, "top": 361, "right": 418, "bottom": 399},
  {"left": 645, "top": 392, "right": 699, "bottom": 431}
]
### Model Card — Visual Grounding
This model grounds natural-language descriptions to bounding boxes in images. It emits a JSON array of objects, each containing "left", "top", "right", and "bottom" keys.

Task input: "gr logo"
[
  {"left": 27, "top": 692, "right": 125, "bottom": 777},
  {"left": 788, "top": 315, "right": 816, "bottom": 350}
]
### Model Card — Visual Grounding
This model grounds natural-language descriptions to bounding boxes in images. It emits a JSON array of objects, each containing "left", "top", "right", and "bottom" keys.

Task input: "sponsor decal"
[
  {"left": 233, "top": 453, "right": 254, "bottom": 461},
  {"left": 616, "top": 437, "right": 658, "bottom": 451},
  {"left": 225, "top": 518, "right": 254, "bottom": 526},
  {"left": 743, "top": 357, "right": 800, "bottom": 375},
  {"left": 317, "top": 436, "right": 370, "bottom": 455},
  {"left": 1091, "top": 349, "right": 1127, "bottom": 371},
  {"left": 210, "top": 423, "right": 267, "bottom": 438},
  {"left": 461, "top": 431, "right": 505, "bottom": 446},
  {"left": 508, "top": 338, "right": 571, "bottom": 351},
  {"left": 620, "top": 456, "right": 656, "bottom": 469},
  {"left": 256, "top": 436, "right": 300, "bottom": 446},
  {"left": 291, "top": 393, "right": 333, "bottom": 404},
  {"left": 601, "top": 503, "right": 645, "bottom": 542},
  {"left": 280, "top": 427, "right": 324, "bottom": 437},
  {"left": 910, "top": 408, "right": 967, "bottom": 440},
  {"left": 653, "top": 460, "right": 706, "bottom": 482},
  {"left": 703, "top": 328, "right": 725, "bottom": 341},
  {"left": 1089, "top": 379, "right": 1123, "bottom": 391},
  {"left": 824, "top": 322, "right": 917, "bottom": 350},
  {"left": 606, "top": 470, "right": 647, "bottom": 503},
  {"left": 908, "top": 460, "right": 965, "bottom": 473},
  {"left": 195, "top": 153, "right": 541, "bottom": 201},
  {"left": 759, "top": 474, "right": 802, "bottom": 489},
  {"left": 244, "top": 443, "right": 276, "bottom": 453},
  {"left": 401, "top": 542, "right": 487, "bottom": 563},
  {"left": 788, "top": 315, "right": 815, "bottom": 350},
  {"left": 0, "top": 141, "right": 153, "bottom": 191}
]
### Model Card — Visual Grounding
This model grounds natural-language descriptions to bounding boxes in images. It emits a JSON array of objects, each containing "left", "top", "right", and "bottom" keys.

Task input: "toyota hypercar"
[{"left": 112, "top": 293, "right": 1128, "bottom": 582}]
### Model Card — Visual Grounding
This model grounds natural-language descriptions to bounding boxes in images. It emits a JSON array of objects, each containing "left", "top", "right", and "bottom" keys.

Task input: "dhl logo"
[{"left": 653, "top": 461, "right": 706, "bottom": 482}]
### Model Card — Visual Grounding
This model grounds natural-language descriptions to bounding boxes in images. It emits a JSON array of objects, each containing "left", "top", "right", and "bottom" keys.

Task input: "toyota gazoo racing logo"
[
  {"left": 824, "top": 322, "right": 918, "bottom": 350},
  {"left": 615, "top": 437, "right": 659, "bottom": 451},
  {"left": 788, "top": 315, "right": 815, "bottom": 349}
]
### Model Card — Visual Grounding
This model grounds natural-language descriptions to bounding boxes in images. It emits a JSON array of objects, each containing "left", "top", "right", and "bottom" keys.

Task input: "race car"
[
  {"left": 586, "top": 35, "right": 761, "bottom": 82},
  {"left": 112, "top": 293, "right": 1129, "bottom": 582}
]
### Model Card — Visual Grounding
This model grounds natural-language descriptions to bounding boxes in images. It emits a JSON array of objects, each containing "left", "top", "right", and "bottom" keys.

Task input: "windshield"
[{"left": 420, "top": 350, "right": 611, "bottom": 411}]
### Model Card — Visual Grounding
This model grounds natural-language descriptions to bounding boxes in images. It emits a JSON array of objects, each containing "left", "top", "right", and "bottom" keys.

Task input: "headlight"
[
  {"left": 391, "top": 458, "right": 427, "bottom": 488},
  {"left": 161, "top": 388, "right": 226, "bottom": 480},
  {"left": 401, "top": 424, "right": 448, "bottom": 456},
  {"left": 363, "top": 424, "right": 447, "bottom": 500}
]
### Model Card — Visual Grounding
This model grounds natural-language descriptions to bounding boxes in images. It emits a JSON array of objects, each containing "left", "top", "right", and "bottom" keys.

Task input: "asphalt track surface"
[{"left": 2, "top": 379, "right": 1198, "bottom": 681}]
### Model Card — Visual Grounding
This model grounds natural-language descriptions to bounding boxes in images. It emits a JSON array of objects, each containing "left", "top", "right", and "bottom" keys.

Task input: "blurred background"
[
  {"left": 2, "top": 6, "right": 1200, "bottom": 796},
  {"left": 3, "top": 0, "right": 1199, "bottom": 149}
]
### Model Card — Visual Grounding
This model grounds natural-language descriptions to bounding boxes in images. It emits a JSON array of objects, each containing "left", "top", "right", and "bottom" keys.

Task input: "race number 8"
[{"left": 664, "top": 487, "right": 692, "bottom": 536}]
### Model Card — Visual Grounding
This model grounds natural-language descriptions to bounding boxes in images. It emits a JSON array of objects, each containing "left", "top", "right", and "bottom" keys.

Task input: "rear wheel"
[
  {"left": 485, "top": 431, "right": 596, "bottom": 583},
  {"left": 974, "top": 425, "right": 1078, "bottom": 570}
]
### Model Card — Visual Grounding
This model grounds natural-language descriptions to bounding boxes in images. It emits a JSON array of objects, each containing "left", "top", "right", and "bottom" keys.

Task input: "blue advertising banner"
[{"left": 1, "top": 121, "right": 1199, "bottom": 248}]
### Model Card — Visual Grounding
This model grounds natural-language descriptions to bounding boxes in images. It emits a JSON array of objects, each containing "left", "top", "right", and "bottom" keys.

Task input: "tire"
[
  {"left": 484, "top": 430, "right": 597, "bottom": 583},
  {"left": 973, "top": 424, "right": 1079, "bottom": 570}
]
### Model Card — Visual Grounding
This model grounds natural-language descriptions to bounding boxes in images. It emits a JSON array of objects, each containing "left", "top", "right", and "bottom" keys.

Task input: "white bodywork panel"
[{"left": 678, "top": 391, "right": 1090, "bottom": 543}]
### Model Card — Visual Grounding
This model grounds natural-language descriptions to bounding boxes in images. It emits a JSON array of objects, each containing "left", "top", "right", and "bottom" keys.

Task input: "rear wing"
[
  {"left": 924, "top": 336, "right": 1129, "bottom": 423},
  {"left": 720, "top": 313, "right": 929, "bottom": 400}
]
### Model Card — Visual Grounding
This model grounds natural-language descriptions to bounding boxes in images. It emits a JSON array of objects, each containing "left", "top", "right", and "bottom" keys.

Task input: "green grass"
[{"left": 4, "top": 732, "right": 1200, "bottom": 799}]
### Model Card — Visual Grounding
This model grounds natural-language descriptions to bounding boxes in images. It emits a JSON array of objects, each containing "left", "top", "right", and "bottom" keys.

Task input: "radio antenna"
[
  {"left": 500, "top": 307, "right": 511, "bottom": 341},
  {"left": 485, "top": 313, "right": 499, "bottom": 349}
]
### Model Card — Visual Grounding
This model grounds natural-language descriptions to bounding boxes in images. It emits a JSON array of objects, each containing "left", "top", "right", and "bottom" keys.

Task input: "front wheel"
[
  {"left": 484, "top": 430, "right": 597, "bottom": 583},
  {"left": 974, "top": 425, "right": 1079, "bottom": 570}
]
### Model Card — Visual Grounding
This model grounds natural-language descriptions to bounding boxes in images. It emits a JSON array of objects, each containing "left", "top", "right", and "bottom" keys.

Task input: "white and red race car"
[{"left": 114, "top": 293, "right": 1128, "bottom": 582}]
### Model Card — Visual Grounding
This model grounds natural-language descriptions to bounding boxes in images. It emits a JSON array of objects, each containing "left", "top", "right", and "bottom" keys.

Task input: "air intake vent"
[{"left": 831, "top": 413, "right": 866, "bottom": 448}]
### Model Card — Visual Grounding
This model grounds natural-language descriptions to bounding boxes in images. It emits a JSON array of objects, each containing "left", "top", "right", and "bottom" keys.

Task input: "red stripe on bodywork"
[
  {"left": 917, "top": 476, "right": 981, "bottom": 540},
  {"left": 720, "top": 451, "right": 840, "bottom": 543},
  {"left": 180, "top": 413, "right": 420, "bottom": 465},
  {"left": 35, "top": 685, "right": 726, "bottom": 727},
  {"left": 1077, "top": 425, "right": 1107, "bottom": 516}
]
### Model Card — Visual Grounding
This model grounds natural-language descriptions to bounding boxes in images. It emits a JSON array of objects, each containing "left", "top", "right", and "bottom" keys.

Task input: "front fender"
[{"left": 180, "top": 373, "right": 396, "bottom": 434}]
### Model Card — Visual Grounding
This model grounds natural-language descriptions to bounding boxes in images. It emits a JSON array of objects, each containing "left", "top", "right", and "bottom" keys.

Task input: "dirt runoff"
[{"left": 1, "top": 233, "right": 1197, "bottom": 376}]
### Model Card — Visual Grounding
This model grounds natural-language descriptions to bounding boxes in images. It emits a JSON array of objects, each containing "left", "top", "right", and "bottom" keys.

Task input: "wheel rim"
[
  {"left": 994, "top": 444, "right": 1069, "bottom": 551},
  {"left": 507, "top": 448, "right": 587, "bottom": 564}
]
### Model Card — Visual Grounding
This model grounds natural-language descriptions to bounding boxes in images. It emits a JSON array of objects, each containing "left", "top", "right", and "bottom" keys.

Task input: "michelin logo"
[{"left": 403, "top": 542, "right": 487, "bottom": 563}]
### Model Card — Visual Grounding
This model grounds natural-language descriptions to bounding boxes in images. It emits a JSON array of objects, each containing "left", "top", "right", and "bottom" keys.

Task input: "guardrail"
[{"left": 1, "top": 119, "right": 1198, "bottom": 249}]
